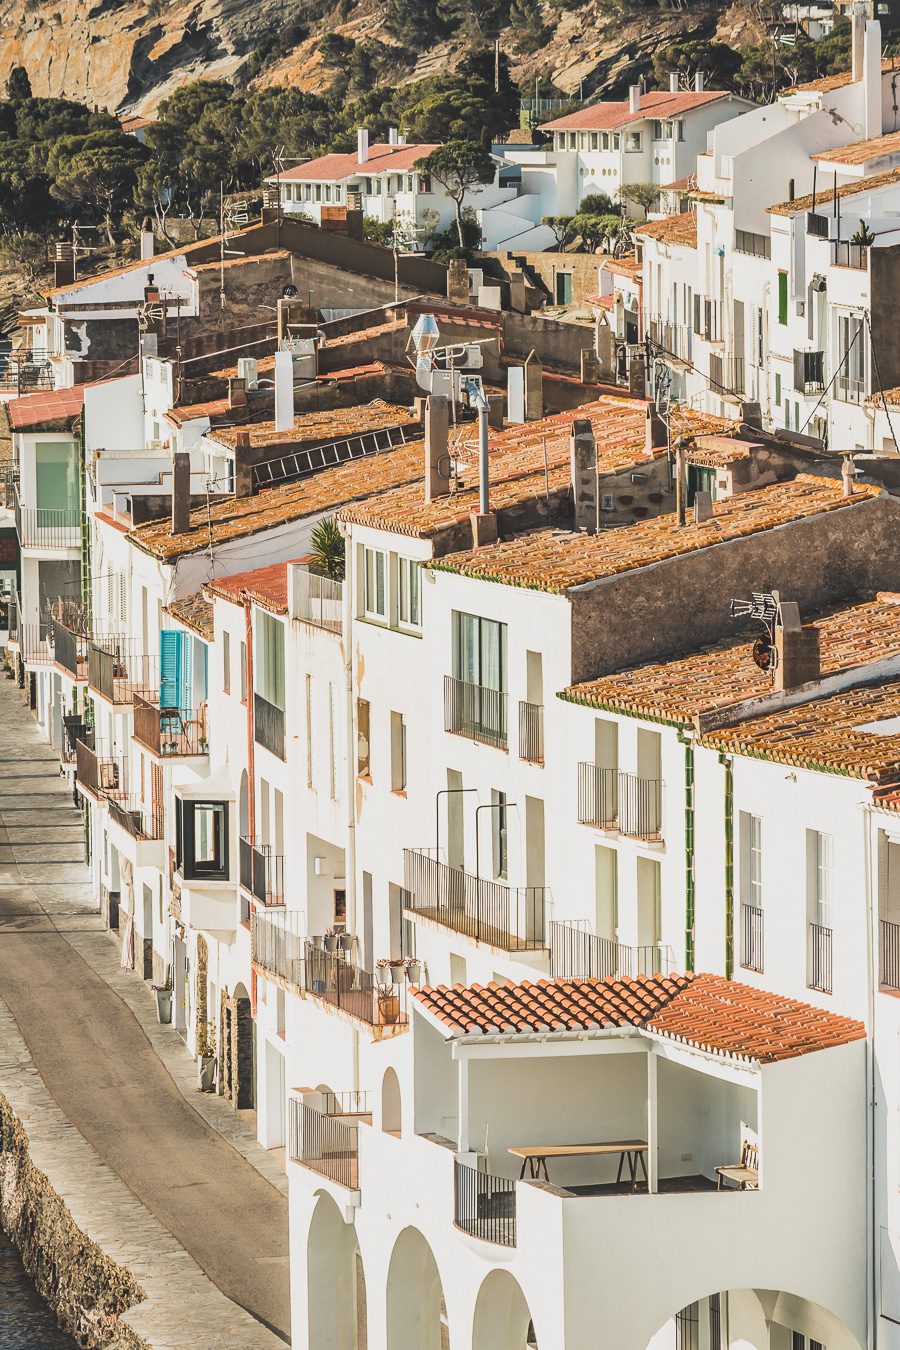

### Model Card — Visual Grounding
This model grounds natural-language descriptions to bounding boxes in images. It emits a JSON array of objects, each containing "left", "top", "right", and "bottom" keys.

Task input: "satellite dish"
[
  {"left": 751, "top": 634, "right": 775, "bottom": 672},
  {"left": 282, "top": 284, "right": 299, "bottom": 299}
]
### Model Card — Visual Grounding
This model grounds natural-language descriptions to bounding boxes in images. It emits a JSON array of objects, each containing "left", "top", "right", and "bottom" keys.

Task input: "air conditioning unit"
[{"left": 236, "top": 357, "right": 258, "bottom": 390}]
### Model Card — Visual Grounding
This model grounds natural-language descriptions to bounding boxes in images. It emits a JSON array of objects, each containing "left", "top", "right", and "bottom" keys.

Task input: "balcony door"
[
  {"left": 35, "top": 441, "right": 78, "bottom": 518},
  {"left": 453, "top": 612, "right": 507, "bottom": 742}
]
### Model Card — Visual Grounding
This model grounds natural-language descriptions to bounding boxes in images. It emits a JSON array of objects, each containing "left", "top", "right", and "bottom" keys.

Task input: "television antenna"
[{"left": 730, "top": 591, "right": 781, "bottom": 671}]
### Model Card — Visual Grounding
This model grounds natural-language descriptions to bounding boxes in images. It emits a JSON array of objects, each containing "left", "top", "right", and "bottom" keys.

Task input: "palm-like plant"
[{"left": 310, "top": 517, "right": 345, "bottom": 581}]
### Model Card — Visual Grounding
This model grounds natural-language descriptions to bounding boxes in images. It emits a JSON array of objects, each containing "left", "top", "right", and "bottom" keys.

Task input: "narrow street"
[{"left": 0, "top": 678, "right": 291, "bottom": 1343}]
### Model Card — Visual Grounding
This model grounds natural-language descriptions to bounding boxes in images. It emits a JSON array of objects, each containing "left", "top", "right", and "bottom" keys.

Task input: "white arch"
[
  {"left": 381, "top": 1066, "right": 401, "bottom": 1135},
  {"left": 472, "top": 1269, "right": 535, "bottom": 1350},
  {"left": 386, "top": 1226, "right": 448, "bottom": 1350},
  {"left": 308, "top": 1191, "right": 367, "bottom": 1350}
]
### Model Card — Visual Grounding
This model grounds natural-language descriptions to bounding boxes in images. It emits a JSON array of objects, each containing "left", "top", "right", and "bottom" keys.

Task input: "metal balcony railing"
[
  {"left": 321, "top": 1090, "right": 370, "bottom": 1116},
  {"left": 133, "top": 694, "right": 207, "bottom": 757},
  {"left": 444, "top": 675, "right": 508, "bottom": 750},
  {"left": 240, "top": 836, "right": 285, "bottom": 906},
  {"left": 252, "top": 909, "right": 306, "bottom": 987},
  {"left": 254, "top": 692, "right": 285, "bottom": 760},
  {"left": 88, "top": 638, "right": 157, "bottom": 704},
  {"left": 303, "top": 943, "right": 408, "bottom": 1028},
  {"left": 835, "top": 374, "right": 866, "bottom": 404},
  {"left": 831, "top": 240, "right": 868, "bottom": 269},
  {"left": 709, "top": 353, "right": 745, "bottom": 397},
  {"left": 880, "top": 918, "right": 900, "bottom": 992},
  {"left": 18, "top": 622, "right": 54, "bottom": 665},
  {"left": 403, "top": 848, "right": 547, "bottom": 951},
  {"left": 740, "top": 903, "right": 764, "bottom": 973},
  {"left": 454, "top": 1159, "right": 516, "bottom": 1247},
  {"left": 13, "top": 486, "right": 80, "bottom": 550},
  {"left": 808, "top": 922, "right": 832, "bottom": 995},
  {"left": 549, "top": 920, "right": 676, "bottom": 981},
  {"left": 650, "top": 319, "right": 692, "bottom": 364},
  {"left": 107, "top": 794, "right": 164, "bottom": 842},
  {"left": 293, "top": 570, "right": 343, "bottom": 633},
  {"left": 75, "top": 739, "right": 127, "bottom": 801},
  {"left": 793, "top": 349, "right": 825, "bottom": 395},
  {"left": 51, "top": 617, "right": 89, "bottom": 679},
  {"left": 0, "top": 350, "right": 52, "bottom": 394},
  {"left": 289, "top": 1098, "right": 360, "bottom": 1189},
  {"left": 518, "top": 701, "right": 544, "bottom": 764},
  {"left": 577, "top": 765, "right": 663, "bottom": 841}
]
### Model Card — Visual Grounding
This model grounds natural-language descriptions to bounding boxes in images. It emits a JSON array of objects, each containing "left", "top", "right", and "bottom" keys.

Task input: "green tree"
[
  {"left": 145, "top": 81, "right": 242, "bottom": 234},
  {"left": 615, "top": 181, "right": 659, "bottom": 218},
  {"left": 415, "top": 141, "right": 495, "bottom": 247},
  {"left": 6, "top": 66, "right": 32, "bottom": 101},
  {"left": 542, "top": 214, "right": 573, "bottom": 247},
  {"left": 0, "top": 231, "right": 46, "bottom": 287},
  {"left": 652, "top": 41, "right": 741, "bottom": 91},
  {"left": 47, "top": 130, "right": 148, "bottom": 244},
  {"left": 577, "top": 190, "right": 617, "bottom": 217}
]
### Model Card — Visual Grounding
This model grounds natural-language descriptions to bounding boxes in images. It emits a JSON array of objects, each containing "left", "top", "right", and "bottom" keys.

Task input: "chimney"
[
  {"left": 852, "top": 0, "right": 866, "bottom": 81},
  {"left": 645, "top": 405, "right": 667, "bottom": 451},
  {"left": 424, "top": 395, "right": 451, "bottom": 501},
  {"left": 140, "top": 216, "right": 154, "bottom": 261},
  {"left": 863, "top": 17, "right": 882, "bottom": 139},
  {"left": 628, "top": 85, "right": 641, "bottom": 115},
  {"left": 524, "top": 352, "right": 543, "bottom": 421},
  {"left": 570, "top": 418, "right": 598, "bottom": 533},
  {"left": 693, "top": 490, "right": 714, "bottom": 522},
  {"left": 669, "top": 72, "right": 679, "bottom": 93},
  {"left": 171, "top": 452, "right": 191, "bottom": 536},
  {"left": 233, "top": 429, "right": 254, "bottom": 499},
  {"left": 774, "top": 601, "right": 821, "bottom": 692},
  {"left": 274, "top": 349, "right": 294, "bottom": 433},
  {"left": 357, "top": 127, "right": 369, "bottom": 164},
  {"left": 842, "top": 454, "right": 856, "bottom": 496},
  {"left": 227, "top": 377, "right": 247, "bottom": 409},
  {"left": 388, "top": 126, "right": 399, "bottom": 146},
  {"left": 53, "top": 241, "right": 75, "bottom": 289},
  {"left": 694, "top": 70, "right": 704, "bottom": 92}
]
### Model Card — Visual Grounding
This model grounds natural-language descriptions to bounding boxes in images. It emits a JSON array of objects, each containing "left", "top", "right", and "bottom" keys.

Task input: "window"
[
  {"left": 735, "top": 229, "right": 771, "bottom": 259},
  {"left": 778, "top": 270, "right": 788, "bottom": 325},
  {"left": 625, "top": 131, "right": 642, "bottom": 152},
  {"left": 809, "top": 830, "right": 833, "bottom": 928},
  {"left": 652, "top": 120, "right": 663, "bottom": 139},
  {"left": 590, "top": 132, "right": 599, "bottom": 150},
  {"left": 836, "top": 312, "right": 866, "bottom": 399},
  {"left": 418, "top": 173, "right": 432, "bottom": 193},
  {"left": 601, "top": 132, "right": 609, "bottom": 150},
  {"left": 453, "top": 612, "right": 507, "bottom": 692},
  {"left": 364, "top": 546, "right": 387, "bottom": 620},
  {"left": 314, "top": 184, "right": 322, "bottom": 202},
  {"left": 746, "top": 813, "right": 763, "bottom": 908},
  {"left": 708, "top": 1294, "right": 723, "bottom": 1350},
  {"left": 357, "top": 697, "right": 371, "bottom": 778},
  {"left": 391, "top": 711, "right": 407, "bottom": 792},
  {"left": 35, "top": 441, "right": 79, "bottom": 516},
  {"left": 791, "top": 1336, "right": 824, "bottom": 1350},
  {"left": 239, "top": 640, "right": 247, "bottom": 703},
  {"left": 492, "top": 789, "right": 508, "bottom": 879},
  {"left": 398, "top": 556, "right": 422, "bottom": 629},
  {"left": 223, "top": 630, "right": 231, "bottom": 695},
  {"left": 568, "top": 132, "right": 577, "bottom": 149},
  {"left": 176, "top": 798, "right": 229, "bottom": 881},
  {"left": 612, "top": 132, "right": 621, "bottom": 149},
  {"left": 775, "top": 372, "right": 782, "bottom": 405},
  {"left": 675, "top": 1303, "right": 699, "bottom": 1350},
  {"left": 255, "top": 612, "right": 285, "bottom": 710}
]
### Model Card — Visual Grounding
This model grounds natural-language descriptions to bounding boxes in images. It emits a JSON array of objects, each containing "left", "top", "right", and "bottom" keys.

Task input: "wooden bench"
[{"left": 715, "top": 1140, "right": 759, "bottom": 1191}]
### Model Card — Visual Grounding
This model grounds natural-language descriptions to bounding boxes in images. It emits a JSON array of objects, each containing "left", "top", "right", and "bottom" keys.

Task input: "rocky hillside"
[{"left": 0, "top": 0, "right": 767, "bottom": 115}]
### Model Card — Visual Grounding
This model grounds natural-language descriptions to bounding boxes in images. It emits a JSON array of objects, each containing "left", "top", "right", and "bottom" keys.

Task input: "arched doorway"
[
  {"left": 381, "top": 1067, "right": 401, "bottom": 1136},
  {"left": 386, "top": 1226, "right": 448, "bottom": 1350},
  {"left": 220, "top": 981, "right": 254, "bottom": 1108},
  {"left": 472, "top": 1269, "right": 535, "bottom": 1350},
  {"left": 646, "top": 1288, "right": 864, "bottom": 1350},
  {"left": 308, "top": 1191, "right": 367, "bottom": 1349}
]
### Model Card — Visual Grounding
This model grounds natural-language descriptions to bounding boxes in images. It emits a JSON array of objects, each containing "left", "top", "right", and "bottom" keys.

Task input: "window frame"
[
  {"left": 397, "top": 556, "right": 422, "bottom": 631},
  {"left": 176, "top": 797, "right": 230, "bottom": 882},
  {"left": 363, "top": 546, "right": 388, "bottom": 622}
]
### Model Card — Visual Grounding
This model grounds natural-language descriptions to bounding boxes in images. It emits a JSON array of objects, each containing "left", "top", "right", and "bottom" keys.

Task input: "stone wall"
[{"left": 0, "top": 1093, "right": 146, "bottom": 1349}]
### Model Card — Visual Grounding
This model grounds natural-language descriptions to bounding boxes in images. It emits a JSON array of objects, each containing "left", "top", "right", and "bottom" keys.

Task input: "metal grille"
[
  {"left": 549, "top": 920, "right": 675, "bottom": 981},
  {"left": 740, "top": 903, "right": 764, "bottom": 973},
  {"left": 289, "top": 1098, "right": 359, "bottom": 1190},
  {"left": 444, "top": 675, "right": 508, "bottom": 750},
  {"left": 518, "top": 701, "right": 544, "bottom": 764},
  {"left": 454, "top": 1159, "right": 516, "bottom": 1247},
  {"left": 403, "top": 848, "right": 547, "bottom": 952},
  {"left": 808, "top": 922, "right": 832, "bottom": 995}
]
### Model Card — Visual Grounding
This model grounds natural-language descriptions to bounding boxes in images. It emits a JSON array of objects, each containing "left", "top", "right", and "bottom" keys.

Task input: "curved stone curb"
[{"left": 0, "top": 1000, "right": 284, "bottom": 1350}]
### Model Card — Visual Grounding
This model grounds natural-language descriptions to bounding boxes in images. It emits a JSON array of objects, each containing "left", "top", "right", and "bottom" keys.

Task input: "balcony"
[
  {"left": 454, "top": 1158, "right": 516, "bottom": 1247},
  {"left": 518, "top": 701, "right": 544, "bottom": 764},
  {"left": 303, "top": 942, "right": 408, "bottom": 1029},
  {"left": 292, "top": 569, "right": 342, "bottom": 634},
  {"left": 403, "top": 848, "right": 547, "bottom": 951},
  {"left": 254, "top": 692, "right": 285, "bottom": 760},
  {"left": 252, "top": 908, "right": 305, "bottom": 986},
  {"left": 835, "top": 374, "right": 865, "bottom": 404},
  {"left": 709, "top": 353, "right": 745, "bottom": 398},
  {"left": 880, "top": 918, "right": 900, "bottom": 993},
  {"left": 18, "top": 622, "right": 54, "bottom": 666},
  {"left": 740, "top": 902, "right": 764, "bottom": 973},
  {"left": 289, "top": 1095, "right": 365, "bottom": 1191},
  {"left": 549, "top": 920, "right": 675, "bottom": 981},
  {"left": 106, "top": 794, "right": 164, "bottom": 842},
  {"left": 133, "top": 694, "right": 207, "bottom": 758},
  {"left": 51, "top": 609, "right": 89, "bottom": 681},
  {"left": 649, "top": 319, "right": 692, "bottom": 364},
  {"left": 808, "top": 921, "right": 832, "bottom": 995},
  {"left": 75, "top": 739, "right": 127, "bottom": 802},
  {"left": 577, "top": 764, "right": 663, "bottom": 842},
  {"left": 444, "top": 675, "right": 508, "bottom": 750},
  {"left": 88, "top": 637, "right": 157, "bottom": 705},
  {"left": 14, "top": 486, "right": 80, "bottom": 552},
  {"left": 240, "top": 836, "right": 285, "bottom": 906},
  {"left": 831, "top": 240, "right": 868, "bottom": 270},
  {"left": 793, "top": 349, "right": 825, "bottom": 395}
]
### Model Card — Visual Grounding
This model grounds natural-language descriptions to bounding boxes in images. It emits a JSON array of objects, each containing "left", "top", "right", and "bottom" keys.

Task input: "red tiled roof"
[
  {"left": 265, "top": 143, "right": 439, "bottom": 184},
  {"left": 206, "top": 559, "right": 308, "bottom": 614},
  {"left": 541, "top": 90, "right": 732, "bottom": 133},
  {"left": 8, "top": 385, "right": 85, "bottom": 431},
  {"left": 413, "top": 973, "right": 865, "bottom": 1063},
  {"left": 635, "top": 212, "right": 698, "bottom": 248}
]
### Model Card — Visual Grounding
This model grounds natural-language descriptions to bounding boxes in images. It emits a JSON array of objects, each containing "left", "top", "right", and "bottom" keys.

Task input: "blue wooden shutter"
[
  {"left": 160, "top": 630, "right": 182, "bottom": 708},
  {"left": 179, "top": 636, "right": 193, "bottom": 711}
]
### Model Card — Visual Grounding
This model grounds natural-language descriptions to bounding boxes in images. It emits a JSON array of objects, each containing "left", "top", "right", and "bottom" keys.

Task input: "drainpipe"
[
  {"left": 677, "top": 729, "right": 695, "bottom": 971},
  {"left": 719, "top": 752, "right": 734, "bottom": 979},
  {"left": 242, "top": 593, "right": 258, "bottom": 1016},
  {"left": 863, "top": 803, "right": 877, "bottom": 1350}
]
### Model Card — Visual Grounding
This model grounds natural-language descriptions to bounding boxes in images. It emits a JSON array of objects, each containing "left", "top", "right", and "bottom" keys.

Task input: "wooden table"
[{"left": 508, "top": 1140, "right": 649, "bottom": 1190}]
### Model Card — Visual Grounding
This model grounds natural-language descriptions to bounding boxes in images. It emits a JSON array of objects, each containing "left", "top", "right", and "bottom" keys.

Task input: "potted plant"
[
  {"left": 309, "top": 934, "right": 324, "bottom": 950},
  {"left": 375, "top": 958, "right": 392, "bottom": 987},
  {"left": 152, "top": 979, "right": 173, "bottom": 1024},
  {"left": 324, "top": 927, "right": 339, "bottom": 954},
  {"left": 390, "top": 959, "right": 405, "bottom": 984},
  {"left": 405, "top": 957, "right": 422, "bottom": 984},
  {"left": 197, "top": 1022, "right": 216, "bottom": 1092},
  {"left": 378, "top": 986, "right": 400, "bottom": 1025},
  {"left": 338, "top": 931, "right": 354, "bottom": 954}
]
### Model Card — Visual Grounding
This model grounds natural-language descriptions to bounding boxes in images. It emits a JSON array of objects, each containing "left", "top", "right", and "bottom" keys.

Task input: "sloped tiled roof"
[
  {"left": 541, "top": 90, "right": 733, "bottom": 133},
  {"left": 431, "top": 475, "right": 880, "bottom": 594},
  {"left": 8, "top": 385, "right": 85, "bottom": 432},
  {"left": 209, "top": 401, "right": 415, "bottom": 450},
  {"left": 812, "top": 127, "right": 900, "bottom": 166},
  {"left": 635, "top": 212, "right": 698, "bottom": 248},
  {"left": 265, "top": 143, "right": 438, "bottom": 183},
  {"left": 563, "top": 594, "right": 900, "bottom": 726},
  {"left": 768, "top": 166, "right": 900, "bottom": 215},
  {"left": 206, "top": 560, "right": 305, "bottom": 614},
  {"left": 413, "top": 973, "right": 865, "bottom": 1063},
  {"left": 787, "top": 57, "right": 896, "bottom": 95},
  {"left": 164, "top": 592, "right": 214, "bottom": 641}
]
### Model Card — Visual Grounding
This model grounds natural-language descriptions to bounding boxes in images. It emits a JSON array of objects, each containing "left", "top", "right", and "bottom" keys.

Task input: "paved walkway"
[{"left": 0, "top": 679, "right": 290, "bottom": 1344}]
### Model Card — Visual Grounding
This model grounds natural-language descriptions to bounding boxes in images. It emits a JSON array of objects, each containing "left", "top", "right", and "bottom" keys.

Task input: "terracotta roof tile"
[
  {"left": 206, "top": 560, "right": 307, "bottom": 614},
  {"left": 413, "top": 972, "right": 865, "bottom": 1062},
  {"left": 432, "top": 474, "right": 879, "bottom": 593},
  {"left": 209, "top": 401, "right": 416, "bottom": 450},
  {"left": 787, "top": 57, "right": 896, "bottom": 95},
  {"left": 265, "top": 143, "right": 439, "bottom": 183},
  {"left": 8, "top": 385, "right": 85, "bottom": 431},
  {"left": 811, "top": 127, "right": 900, "bottom": 166},
  {"left": 164, "top": 592, "right": 214, "bottom": 641},
  {"left": 635, "top": 213, "right": 698, "bottom": 248},
  {"left": 541, "top": 90, "right": 732, "bottom": 133},
  {"left": 768, "top": 165, "right": 900, "bottom": 216},
  {"left": 564, "top": 593, "right": 900, "bottom": 725},
  {"left": 701, "top": 674, "right": 900, "bottom": 781}
]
